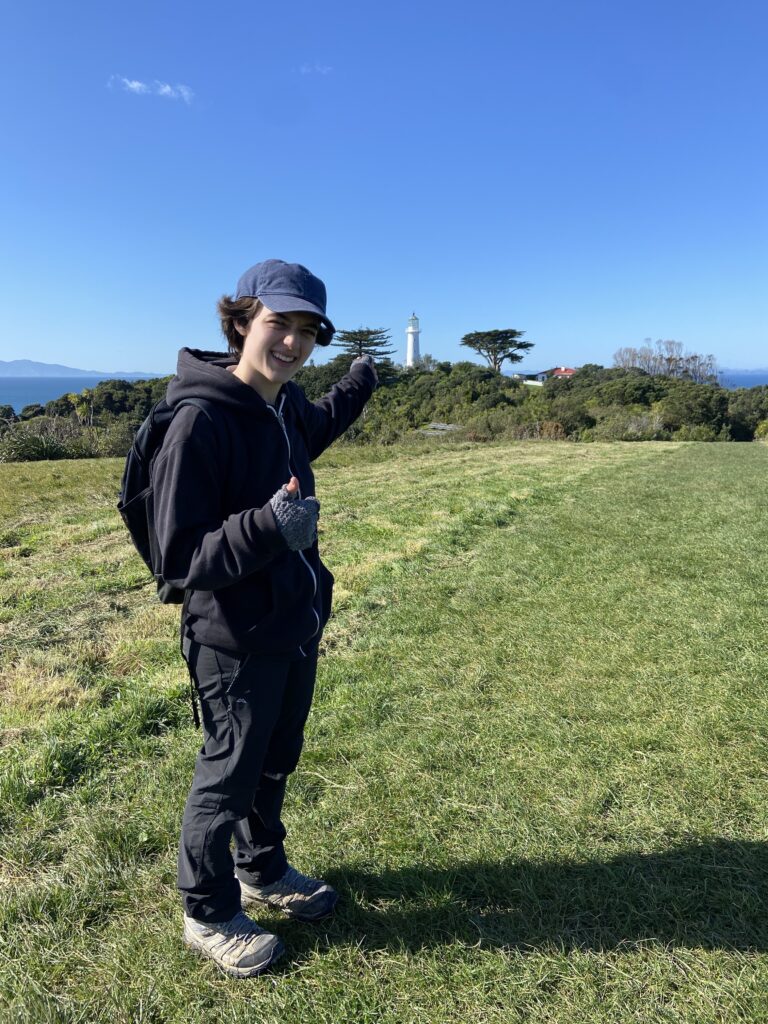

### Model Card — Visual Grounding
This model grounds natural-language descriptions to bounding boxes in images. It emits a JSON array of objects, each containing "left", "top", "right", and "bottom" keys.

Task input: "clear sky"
[{"left": 1, "top": 0, "right": 766, "bottom": 375}]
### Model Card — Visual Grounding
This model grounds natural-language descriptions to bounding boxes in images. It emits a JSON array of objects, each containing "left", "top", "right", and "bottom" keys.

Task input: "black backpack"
[{"left": 117, "top": 397, "right": 216, "bottom": 604}]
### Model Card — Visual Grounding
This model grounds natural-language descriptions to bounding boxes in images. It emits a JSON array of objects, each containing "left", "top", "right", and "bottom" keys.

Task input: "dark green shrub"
[
  {"left": 588, "top": 404, "right": 668, "bottom": 441},
  {"left": 20, "top": 403, "right": 45, "bottom": 420},
  {"left": 657, "top": 381, "right": 728, "bottom": 433},
  {"left": 0, "top": 417, "right": 100, "bottom": 462},
  {"left": 672, "top": 423, "right": 718, "bottom": 441},
  {"left": 727, "top": 386, "right": 768, "bottom": 441}
]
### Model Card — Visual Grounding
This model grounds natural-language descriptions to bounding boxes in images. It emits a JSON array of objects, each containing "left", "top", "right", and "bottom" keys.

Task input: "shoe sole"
[{"left": 183, "top": 933, "right": 285, "bottom": 978}]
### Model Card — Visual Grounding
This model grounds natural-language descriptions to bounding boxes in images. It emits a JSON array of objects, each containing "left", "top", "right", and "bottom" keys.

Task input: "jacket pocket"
[
  {"left": 253, "top": 551, "right": 316, "bottom": 638},
  {"left": 207, "top": 571, "right": 274, "bottom": 644}
]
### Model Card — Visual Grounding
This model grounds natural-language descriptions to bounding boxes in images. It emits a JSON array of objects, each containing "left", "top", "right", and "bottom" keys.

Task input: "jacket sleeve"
[
  {"left": 293, "top": 360, "right": 377, "bottom": 461},
  {"left": 151, "top": 408, "right": 286, "bottom": 591}
]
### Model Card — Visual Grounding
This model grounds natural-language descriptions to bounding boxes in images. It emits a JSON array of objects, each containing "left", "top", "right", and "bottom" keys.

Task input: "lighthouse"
[{"left": 406, "top": 313, "right": 421, "bottom": 368}]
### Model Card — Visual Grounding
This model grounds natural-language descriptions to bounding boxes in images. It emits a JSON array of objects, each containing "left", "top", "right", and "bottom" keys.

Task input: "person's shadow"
[{"left": 278, "top": 839, "right": 768, "bottom": 961}]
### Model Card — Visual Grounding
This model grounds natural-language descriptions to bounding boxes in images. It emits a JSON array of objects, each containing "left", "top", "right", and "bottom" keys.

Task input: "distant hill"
[{"left": 0, "top": 359, "right": 167, "bottom": 378}]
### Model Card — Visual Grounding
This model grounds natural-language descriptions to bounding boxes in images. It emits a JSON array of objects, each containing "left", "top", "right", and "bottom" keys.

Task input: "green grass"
[{"left": 1, "top": 440, "right": 768, "bottom": 1023}]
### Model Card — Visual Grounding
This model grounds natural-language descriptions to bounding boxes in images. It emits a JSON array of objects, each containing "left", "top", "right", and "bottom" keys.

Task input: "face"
[{"left": 235, "top": 304, "right": 319, "bottom": 400}]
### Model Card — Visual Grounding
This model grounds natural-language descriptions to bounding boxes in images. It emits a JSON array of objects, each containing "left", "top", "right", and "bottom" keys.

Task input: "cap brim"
[{"left": 257, "top": 293, "right": 335, "bottom": 345}]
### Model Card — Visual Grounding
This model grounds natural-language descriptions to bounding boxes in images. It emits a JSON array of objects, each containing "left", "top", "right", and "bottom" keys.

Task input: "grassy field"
[{"left": 1, "top": 439, "right": 767, "bottom": 1023}]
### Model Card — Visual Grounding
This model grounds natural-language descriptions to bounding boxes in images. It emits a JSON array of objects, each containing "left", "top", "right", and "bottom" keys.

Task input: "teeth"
[{"left": 272, "top": 352, "right": 295, "bottom": 364}]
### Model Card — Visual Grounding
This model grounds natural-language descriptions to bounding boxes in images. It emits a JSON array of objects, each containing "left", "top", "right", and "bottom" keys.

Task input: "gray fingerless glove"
[
  {"left": 351, "top": 353, "right": 378, "bottom": 386},
  {"left": 269, "top": 487, "right": 320, "bottom": 551}
]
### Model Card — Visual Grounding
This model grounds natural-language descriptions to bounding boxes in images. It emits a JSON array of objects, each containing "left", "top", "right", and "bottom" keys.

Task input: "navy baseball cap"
[{"left": 233, "top": 259, "right": 336, "bottom": 345}]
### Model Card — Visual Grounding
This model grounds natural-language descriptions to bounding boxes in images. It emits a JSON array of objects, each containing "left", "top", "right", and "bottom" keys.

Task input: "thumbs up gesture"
[{"left": 269, "top": 477, "right": 320, "bottom": 550}]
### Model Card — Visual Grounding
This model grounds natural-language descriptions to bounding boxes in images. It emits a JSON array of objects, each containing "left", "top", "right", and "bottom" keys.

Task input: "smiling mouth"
[{"left": 271, "top": 351, "right": 297, "bottom": 365}]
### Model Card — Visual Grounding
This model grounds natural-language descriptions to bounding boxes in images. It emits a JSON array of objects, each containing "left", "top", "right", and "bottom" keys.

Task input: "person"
[{"left": 151, "top": 259, "right": 377, "bottom": 977}]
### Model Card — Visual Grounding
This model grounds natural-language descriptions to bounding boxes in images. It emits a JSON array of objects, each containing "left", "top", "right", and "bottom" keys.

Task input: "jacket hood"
[{"left": 166, "top": 347, "right": 281, "bottom": 418}]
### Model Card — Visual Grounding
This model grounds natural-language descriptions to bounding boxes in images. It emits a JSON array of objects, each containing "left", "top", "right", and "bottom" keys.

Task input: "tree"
[
  {"left": 91, "top": 378, "right": 135, "bottom": 415},
  {"left": 45, "top": 394, "right": 76, "bottom": 418},
  {"left": 69, "top": 388, "right": 94, "bottom": 427},
  {"left": 460, "top": 329, "right": 533, "bottom": 372},
  {"left": 20, "top": 403, "right": 45, "bottom": 420},
  {"left": 411, "top": 353, "right": 439, "bottom": 372},
  {"left": 613, "top": 340, "right": 718, "bottom": 384},
  {"left": 294, "top": 353, "right": 357, "bottom": 401},
  {"left": 727, "top": 385, "right": 768, "bottom": 441},
  {"left": 657, "top": 380, "right": 728, "bottom": 433},
  {"left": 332, "top": 327, "right": 396, "bottom": 360},
  {"left": 330, "top": 326, "right": 400, "bottom": 387}
]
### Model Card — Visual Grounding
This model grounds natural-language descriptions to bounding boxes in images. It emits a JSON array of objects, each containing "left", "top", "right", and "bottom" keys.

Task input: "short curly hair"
[{"left": 217, "top": 295, "right": 263, "bottom": 358}]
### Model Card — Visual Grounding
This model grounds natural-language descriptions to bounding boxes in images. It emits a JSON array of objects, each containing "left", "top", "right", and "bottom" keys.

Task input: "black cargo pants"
[{"left": 178, "top": 637, "right": 317, "bottom": 923}]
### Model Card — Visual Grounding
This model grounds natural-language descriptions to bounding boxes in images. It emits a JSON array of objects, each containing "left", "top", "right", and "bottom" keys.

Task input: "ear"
[{"left": 234, "top": 320, "right": 249, "bottom": 337}]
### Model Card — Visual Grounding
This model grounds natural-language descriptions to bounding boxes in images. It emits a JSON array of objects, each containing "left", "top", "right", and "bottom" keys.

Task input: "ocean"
[
  {"left": 718, "top": 371, "right": 768, "bottom": 389},
  {"left": 0, "top": 377, "right": 165, "bottom": 413}
]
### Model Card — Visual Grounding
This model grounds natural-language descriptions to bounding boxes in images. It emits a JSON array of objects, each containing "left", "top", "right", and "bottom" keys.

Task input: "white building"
[{"left": 406, "top": 313, "right": 421, "bottom": 368}]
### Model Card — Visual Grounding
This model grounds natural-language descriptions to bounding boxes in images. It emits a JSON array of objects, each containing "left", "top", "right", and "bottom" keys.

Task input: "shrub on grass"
[
  {"left": 93, "top": 418, "right": 137, "bottom": 457},
  {"left": 504, "top": 419, "right": 568, "bottom": 440},
  {"left": 0, "top": 427, "right": 70, "bottom": 462},
  {"left": 587, "top": 404, "right": 669, "bottom": 441},
  {"left": 672, "top": 423, "right": 718, "bottom": 441},
  {"left": 0, "top": 417, "right": 101, "bottom": 462}
]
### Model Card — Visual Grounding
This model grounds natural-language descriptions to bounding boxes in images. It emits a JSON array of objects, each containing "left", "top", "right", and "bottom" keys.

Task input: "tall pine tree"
[{"left": 332, "top": 327, "right": 396, "bottom": 361}]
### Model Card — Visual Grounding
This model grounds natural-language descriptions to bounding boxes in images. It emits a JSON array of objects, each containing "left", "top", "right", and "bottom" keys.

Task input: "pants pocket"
[{"left": 211, "top": 646, "right": 251, "bottom": 696}]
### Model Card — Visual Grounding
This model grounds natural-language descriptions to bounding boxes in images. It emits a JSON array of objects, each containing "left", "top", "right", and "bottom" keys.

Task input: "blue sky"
[{"left": 1, "top": 0, "right": 766, "bottom": 374}]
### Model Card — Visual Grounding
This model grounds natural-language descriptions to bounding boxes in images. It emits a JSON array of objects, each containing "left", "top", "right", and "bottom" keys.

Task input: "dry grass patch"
[{"left": 2, "top": 658, "right": 97, "bottom": 718}]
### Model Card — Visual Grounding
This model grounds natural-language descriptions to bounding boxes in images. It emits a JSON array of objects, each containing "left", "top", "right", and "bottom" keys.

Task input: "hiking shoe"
[
  {"left": 182, "top": 910, "right": 284, "bottom": 978},
  {"left": 239, "top": 865, "right": 338, "bottom": 921}
]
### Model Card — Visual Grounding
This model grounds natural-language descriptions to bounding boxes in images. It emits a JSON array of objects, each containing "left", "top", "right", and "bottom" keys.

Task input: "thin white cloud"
[
  {"left": 108, "top": 75, "right": 194, "bottom": 104},
  {"left": 299, "top": 63, "right": 333, "bottom": 75},
  {"left": 123, "top": 78, "right": 149, "bottom": 94}
]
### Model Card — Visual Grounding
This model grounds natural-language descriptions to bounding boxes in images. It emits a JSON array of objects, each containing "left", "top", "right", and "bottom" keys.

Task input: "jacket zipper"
[{"left": 270, "top": 397, "right": 320, "bottom": 652}]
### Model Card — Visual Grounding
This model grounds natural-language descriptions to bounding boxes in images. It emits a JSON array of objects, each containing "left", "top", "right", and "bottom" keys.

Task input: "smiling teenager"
[
  {"left": 233, "top": 307, "right": 321, "bottom": 400},
  {"left": 150, "top": 260, "right": 377, "bottom": 977}
]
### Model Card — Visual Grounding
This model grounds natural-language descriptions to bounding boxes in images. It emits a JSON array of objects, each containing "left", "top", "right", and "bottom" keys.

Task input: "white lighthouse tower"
[{"left": 406, "top": 313, "right": 421, "bottom": 368}]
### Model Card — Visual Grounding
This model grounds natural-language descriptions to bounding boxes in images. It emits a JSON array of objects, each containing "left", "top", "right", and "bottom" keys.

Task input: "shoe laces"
[
  {"left": 217, "top": 910, "right": 266, "bottom": 937},
  {"left": 206, "top": 911, "right": 269, "bottom": 954},
  {"left": 279, "top": 865, "right": 322, "bottom": 895}
]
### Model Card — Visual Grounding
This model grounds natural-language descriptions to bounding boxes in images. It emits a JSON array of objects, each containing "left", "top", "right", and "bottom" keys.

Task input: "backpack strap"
[{"left": 173, "top": 398, "right": 233, "bottom": 503}]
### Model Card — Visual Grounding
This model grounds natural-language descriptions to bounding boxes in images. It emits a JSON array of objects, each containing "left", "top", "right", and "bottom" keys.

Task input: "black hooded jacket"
[{"left": 151, "top": 348, "right": 376, "bottom": 655}]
